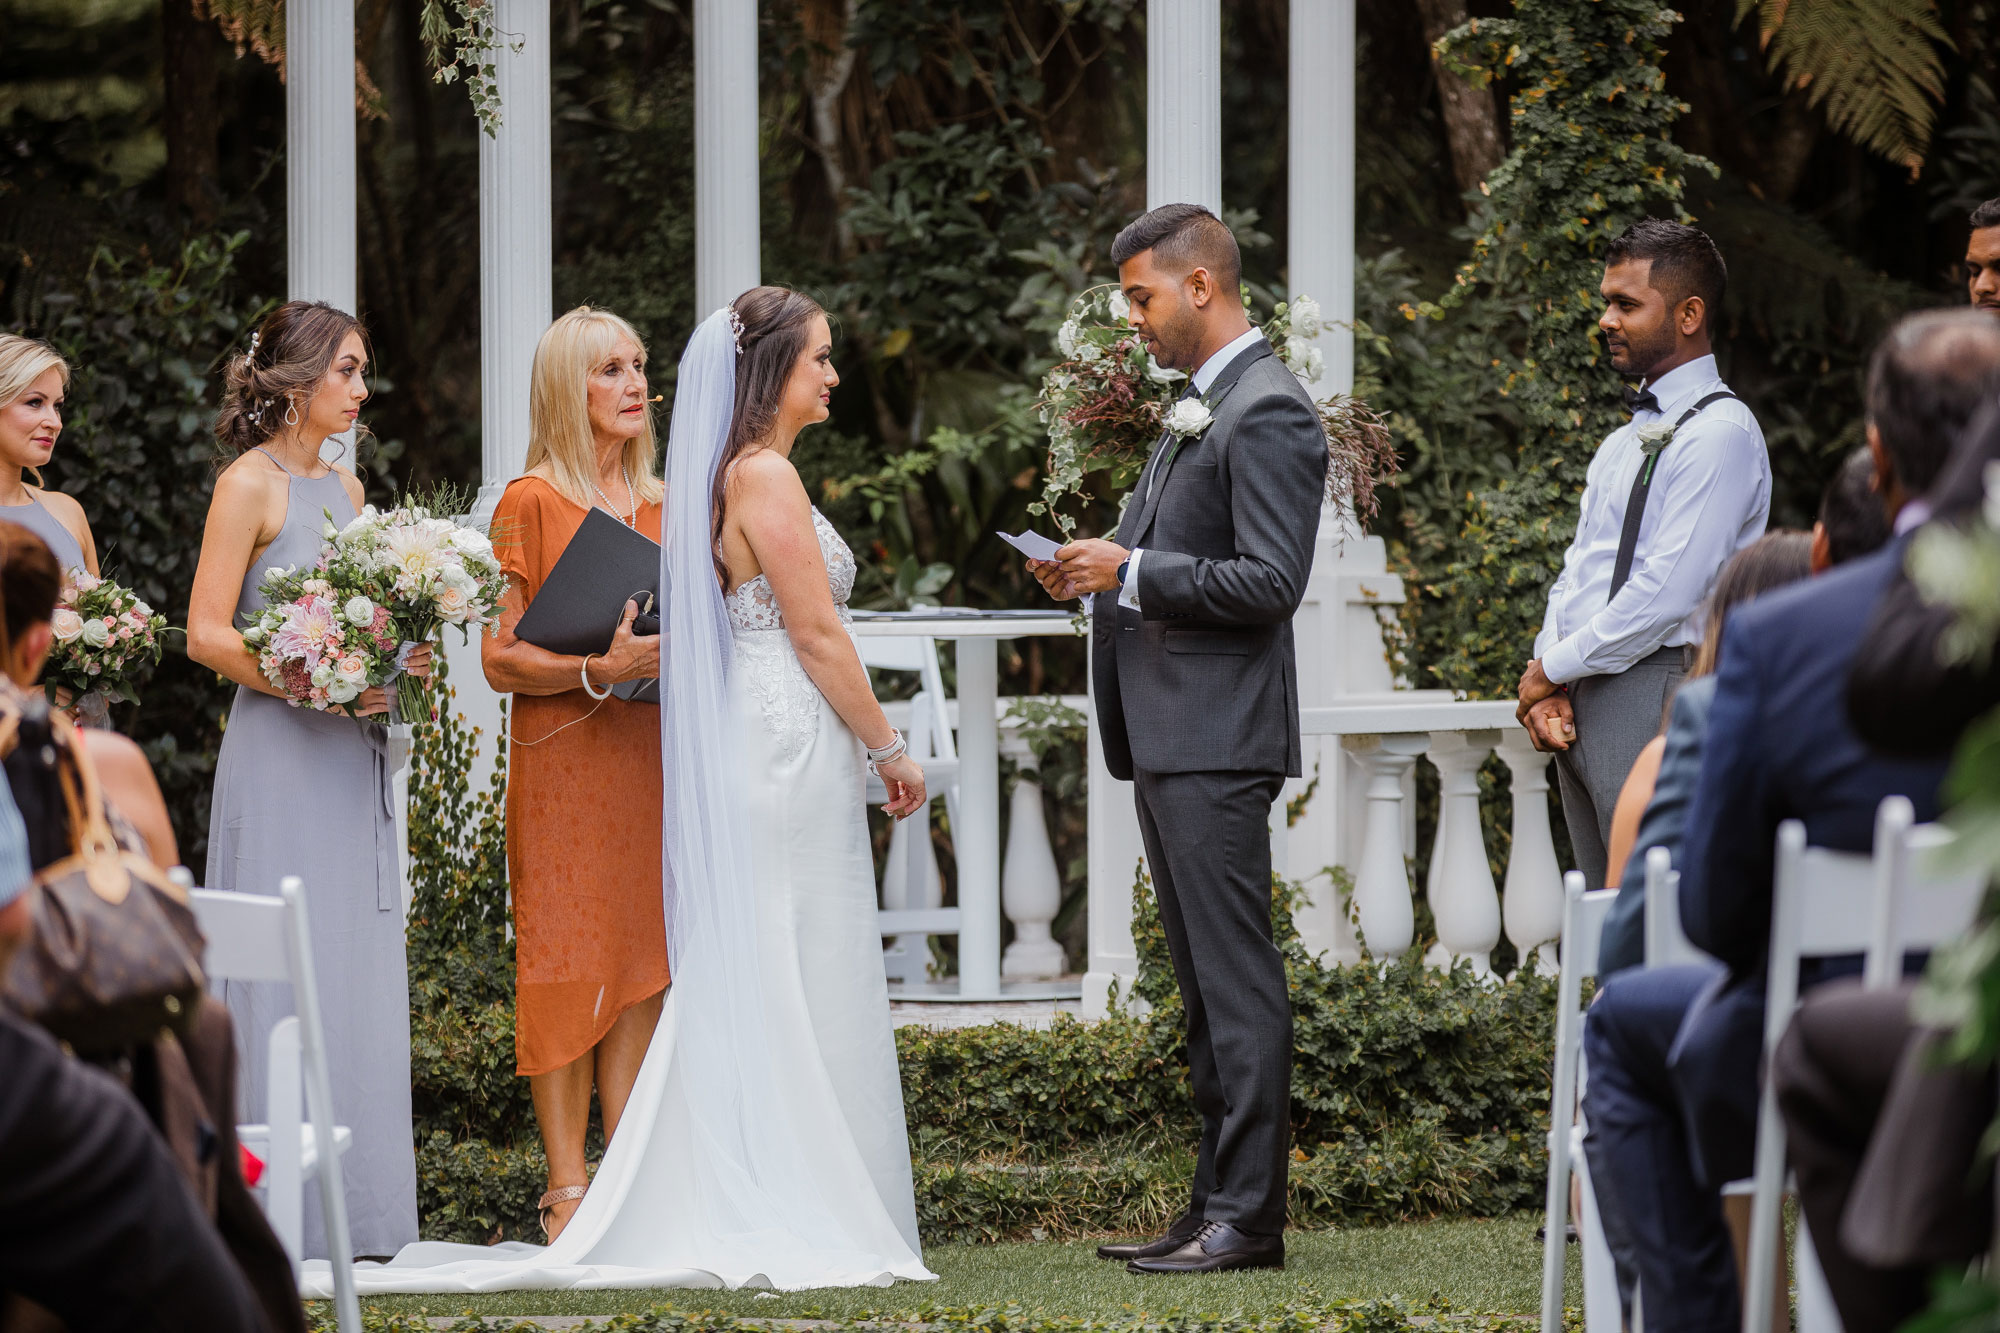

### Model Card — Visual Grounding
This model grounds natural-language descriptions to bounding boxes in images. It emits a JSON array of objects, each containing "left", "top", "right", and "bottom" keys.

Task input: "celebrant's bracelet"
[{"left": 580, "top": 654, "right": 614, "bottom": 701}]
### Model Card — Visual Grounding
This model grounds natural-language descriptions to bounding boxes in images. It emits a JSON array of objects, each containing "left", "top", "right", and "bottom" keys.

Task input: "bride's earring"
[{"left": 284, "top": 398, "right": 300, "bottom": 428}]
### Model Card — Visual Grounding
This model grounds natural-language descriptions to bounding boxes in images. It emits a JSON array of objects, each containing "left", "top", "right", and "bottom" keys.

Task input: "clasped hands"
[
  {"left": 1026, "top": 538, "right": 1129, "bottom": 601},
  {"left": 1516, "top": 658, "right": 1575, "bottom": 753},
  {"left": 355, "top": 642, "right": 435, "bottom": 717}
]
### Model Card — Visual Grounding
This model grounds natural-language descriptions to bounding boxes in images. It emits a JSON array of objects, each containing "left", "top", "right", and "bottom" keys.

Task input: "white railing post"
[
  {"left": 1497, "top": 729, "right": 1564, "bottom": 973},
  {"left": 1425, "top": 730, "right": 1502, "bottom": 975},
  {"left": 1000, "top": 735, "right": 1066, "bottom": 980},
  {"left": 1344, "top": 733, "right": 1427, "bottom": 959}
]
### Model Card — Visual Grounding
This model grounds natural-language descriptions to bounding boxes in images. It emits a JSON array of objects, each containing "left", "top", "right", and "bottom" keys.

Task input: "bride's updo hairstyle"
[
  {"left": 710, "top": 285, "right": 825, "bottom": 577},
  {"left": 214, "top": 299, "right": 371, "bottom": 456}
]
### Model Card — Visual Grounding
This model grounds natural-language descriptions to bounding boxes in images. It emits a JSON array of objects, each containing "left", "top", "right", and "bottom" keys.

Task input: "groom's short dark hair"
[{"left": 1112, "top": 204, "right": 1241, "bottom": 293}]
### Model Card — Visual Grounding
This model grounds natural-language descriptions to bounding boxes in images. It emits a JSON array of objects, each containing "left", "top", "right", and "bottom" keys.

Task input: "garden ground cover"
[{"left": 321, "top": 1216, "right": 1580, "bottom": 1323}]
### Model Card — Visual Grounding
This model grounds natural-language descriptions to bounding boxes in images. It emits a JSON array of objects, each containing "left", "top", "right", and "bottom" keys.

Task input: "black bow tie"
[{"left": 1622, "top": 384, "right": 1660, "bottom": 415}]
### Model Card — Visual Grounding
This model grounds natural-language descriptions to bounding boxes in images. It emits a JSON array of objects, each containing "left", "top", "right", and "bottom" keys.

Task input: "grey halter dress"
[
  {"left": 0, "top": 492, "right": 86, "bottom": 575},
  {"left": 205, "top": 455, "right": 417, "bottom": 1257}
]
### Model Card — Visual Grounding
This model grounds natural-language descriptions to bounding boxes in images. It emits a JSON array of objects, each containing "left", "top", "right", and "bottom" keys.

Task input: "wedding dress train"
[{"left": 301, "top": 311, "right": 933, "bottom": 1295}]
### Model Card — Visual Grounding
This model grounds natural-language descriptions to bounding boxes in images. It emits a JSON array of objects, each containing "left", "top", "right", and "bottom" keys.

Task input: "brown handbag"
[{"left": 1, "top": 700, "right": 206, "bottom": 1054}]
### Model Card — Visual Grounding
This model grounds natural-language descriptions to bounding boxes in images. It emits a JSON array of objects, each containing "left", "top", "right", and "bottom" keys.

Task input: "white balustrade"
[
  {"left": 999, "top": 733, "right": 1066, "bottom": 981},
  {"left": 1497, "top": 729, "right": 1564, "bottom": 974},
  {"left": 1426, "top": 729, "right": 1503, "bottom": 974},
  {"left": 1345, "top": 733, "right": 1425, "bottom": 958}
]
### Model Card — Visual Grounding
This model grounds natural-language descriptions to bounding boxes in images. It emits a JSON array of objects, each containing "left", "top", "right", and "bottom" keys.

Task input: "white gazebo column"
[
  {"left": 695, "top": 0, "right": 760, "bottom": 314},
  {"left": 288, "top": 0, "right": 356, "bottom": 314},
  {"left": 287, "top": 0, "right": 357, "bottom": 469},
  {"left": 473, "top": 0, "right": 553, "bottom": 518},
  {"left": 1287, "top": 0, "right": 1355, "bottom": 395},
  {"left": 1146, "top": 0, "right": 1221, "bottom": 214}
]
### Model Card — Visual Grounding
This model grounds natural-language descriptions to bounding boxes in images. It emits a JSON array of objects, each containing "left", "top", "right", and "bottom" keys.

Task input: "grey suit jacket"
[
  {"left": 1596, "top": 673, "right": 1715, "bottom": 975},
  {"left": 1090, "top": 341, "right": 1329, "bottom": 780}
]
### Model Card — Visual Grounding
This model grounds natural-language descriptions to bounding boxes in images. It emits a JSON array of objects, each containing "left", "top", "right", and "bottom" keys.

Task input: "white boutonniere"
[
  {"left": 1635, "top": 422, "right": 1676, "bottom": 456},
  {"left": 1164, "top": 396, "right": 1214, "bottom": 440}
]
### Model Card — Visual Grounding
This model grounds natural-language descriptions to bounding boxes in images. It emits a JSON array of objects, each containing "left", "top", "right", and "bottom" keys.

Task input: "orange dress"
[{"left": 492, "top": 475, "right": 669, "bottom": 1076}]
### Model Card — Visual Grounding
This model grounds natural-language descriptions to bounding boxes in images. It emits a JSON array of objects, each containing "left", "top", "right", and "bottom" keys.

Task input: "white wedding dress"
[{"left": 305, "top": 312, "right": 934, "bottom": 1294}]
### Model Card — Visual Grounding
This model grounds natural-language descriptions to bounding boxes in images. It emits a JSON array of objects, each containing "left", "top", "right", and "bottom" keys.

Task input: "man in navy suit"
[{"left": 1578, "top": 309, "right": 2000, "bottom": 1332}]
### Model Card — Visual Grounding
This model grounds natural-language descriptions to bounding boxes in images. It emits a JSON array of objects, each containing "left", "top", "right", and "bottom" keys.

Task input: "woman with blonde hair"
[
  {"left": 0, "top": 334, "right": 99, "bottom": 578},
  {"left": 481, "top": 305, "right": 667, "bottom": 1240}
]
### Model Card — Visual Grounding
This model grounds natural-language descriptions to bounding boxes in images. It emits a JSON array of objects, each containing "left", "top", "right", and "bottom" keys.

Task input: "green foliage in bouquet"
[{"left": 1030, "top": 287, "right": 1397, "bottom": 539}]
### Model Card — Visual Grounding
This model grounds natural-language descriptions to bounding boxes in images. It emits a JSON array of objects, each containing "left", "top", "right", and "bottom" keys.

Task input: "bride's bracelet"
[{"left": 866, "top": 729, "right": 907, "bottom": 773}]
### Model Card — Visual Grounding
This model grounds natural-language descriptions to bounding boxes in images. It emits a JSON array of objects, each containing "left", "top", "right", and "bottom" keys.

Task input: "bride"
[{"left": 309, "top": 289, "right": 937, "bottom": 1293}]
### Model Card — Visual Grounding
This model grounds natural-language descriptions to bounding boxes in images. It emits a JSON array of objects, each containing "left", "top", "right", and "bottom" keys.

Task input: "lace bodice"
[{"left": 724, "top": 507, "right": 855, "bottom": 632}]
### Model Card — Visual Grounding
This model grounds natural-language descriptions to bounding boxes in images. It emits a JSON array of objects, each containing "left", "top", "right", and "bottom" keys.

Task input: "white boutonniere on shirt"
[
  {"left": 1164, "top": 396, "right": 1215, "bottom": 441},
  {"left": 1635, "top": 421, "right": 1676, "bottom": 455}
]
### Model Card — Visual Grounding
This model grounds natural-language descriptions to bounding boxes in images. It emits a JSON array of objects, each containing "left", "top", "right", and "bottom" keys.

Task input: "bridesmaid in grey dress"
[
  {"left": 188, "top": 302, "right": 427, "bottom": 1258},
  {"left": 0, "top": 333, "right": 99, "bottom": 578}
]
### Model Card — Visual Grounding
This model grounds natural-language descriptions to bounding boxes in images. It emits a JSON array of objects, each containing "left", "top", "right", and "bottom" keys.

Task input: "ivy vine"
[{"left": 418, "top": 0, "right": 519, "bottom": 137}]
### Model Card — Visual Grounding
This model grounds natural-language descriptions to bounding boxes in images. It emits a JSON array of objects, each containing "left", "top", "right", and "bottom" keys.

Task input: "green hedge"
[{"left": 406, "top": 678, "right": 1556, "bottom": 1245}]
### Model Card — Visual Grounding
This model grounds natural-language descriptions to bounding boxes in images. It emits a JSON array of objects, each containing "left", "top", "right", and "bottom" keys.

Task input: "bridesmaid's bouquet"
[
  {"left": 44, "top": 570, "right": 168, "bottom": 719},
  {"left": 243, "top": 489, "right": 506, "bottom": 720}
]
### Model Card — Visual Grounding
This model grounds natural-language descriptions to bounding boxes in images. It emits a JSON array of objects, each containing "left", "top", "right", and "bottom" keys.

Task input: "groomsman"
[
  {"left": 1969, "top": 196, "right": 2000, "bottom": 315},
  {"left": 1516, "top": 220, "right": 1769, "bottom": 888}
]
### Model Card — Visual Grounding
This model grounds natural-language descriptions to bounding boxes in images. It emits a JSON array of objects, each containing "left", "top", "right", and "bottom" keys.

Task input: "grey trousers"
[
  {"left": 1132, "top": 767, "right": 1293, "bottom": 1236},
  {"left": 1554, "top": 646, "right": 1688, "bottom": 889}
]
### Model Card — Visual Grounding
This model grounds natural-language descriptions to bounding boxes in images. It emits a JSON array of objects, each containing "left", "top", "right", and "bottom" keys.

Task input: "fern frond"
[
  {"left": 194, "top": 0, "right": 286, "bottom": 74},
  {"left": 1735, "top": 0, "right": 1950, "bottom": 174}
]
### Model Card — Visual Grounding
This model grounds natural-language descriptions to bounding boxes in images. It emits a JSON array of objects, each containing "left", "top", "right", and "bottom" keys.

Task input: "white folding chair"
[
  {"left": 1544, "top": 871, "right": 1623, "bottom": 1333},
  {"left": 1643, "top": 846, "right": 1713, "bottom": 968},
  {"left": 188, "top": 875, "right": 361, "bottom": 1333},
  {"left": 1741, "top": 798, "right": 1987, "bottom": 1333},
  {"left": 857, "top": 635, "right": 962, "bottom": 981}
]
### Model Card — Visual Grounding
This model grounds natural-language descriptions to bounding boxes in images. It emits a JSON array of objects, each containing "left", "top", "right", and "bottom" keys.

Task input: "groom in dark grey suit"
[{"left": 1027, "top": 204, "right": 1328, "bottom": 1274}]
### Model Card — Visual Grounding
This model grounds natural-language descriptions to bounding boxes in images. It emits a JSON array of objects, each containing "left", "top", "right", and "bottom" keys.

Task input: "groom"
[{"left": 1027, "top": 203, "right": 1328, "bottom": 1274}]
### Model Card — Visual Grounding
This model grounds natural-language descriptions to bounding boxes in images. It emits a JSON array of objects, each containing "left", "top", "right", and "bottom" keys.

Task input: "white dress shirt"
[
  {"left": 1119, "top": 326, "right": 1270, "bottom": 611},
  {"left": 1532, "top": 352, "right": 1770, "bottom": 684}
]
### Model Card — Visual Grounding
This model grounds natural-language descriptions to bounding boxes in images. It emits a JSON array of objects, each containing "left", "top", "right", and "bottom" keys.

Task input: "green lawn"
[{"left": 335, "top": 1216, "right": 1579, "bottom": 1322}]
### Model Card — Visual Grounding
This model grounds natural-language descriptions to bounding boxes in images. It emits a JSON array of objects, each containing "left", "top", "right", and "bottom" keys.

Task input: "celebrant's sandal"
[{"left": 538, "top": 1184, "right": 588, "bottom": 1240}]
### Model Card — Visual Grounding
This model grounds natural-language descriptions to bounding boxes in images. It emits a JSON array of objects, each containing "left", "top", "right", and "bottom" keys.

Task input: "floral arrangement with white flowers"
[
  {"left": 1031, "top": 285, "right": 1398, "bottom": 536},
  {"left": 242, "top": 489, "right": 505, "bottom": 720},
  {"left": 44, "top": 570, "right": 168, "bottom": 716}
]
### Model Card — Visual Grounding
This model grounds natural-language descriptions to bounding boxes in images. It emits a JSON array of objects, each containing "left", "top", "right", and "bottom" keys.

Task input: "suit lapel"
[{"left": 1128, "top": 341, "right": 1273, "bottom": 546}]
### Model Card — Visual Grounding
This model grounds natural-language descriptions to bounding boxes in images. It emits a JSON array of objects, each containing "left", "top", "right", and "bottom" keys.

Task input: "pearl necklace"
[{"left": 593, "top": 462, "right": 637, "bottom": 528}]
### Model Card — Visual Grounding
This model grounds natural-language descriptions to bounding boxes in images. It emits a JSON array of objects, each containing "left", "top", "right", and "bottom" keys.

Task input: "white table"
[{"left": 849, "top": 609, "right": 1080, "bottom": 999}]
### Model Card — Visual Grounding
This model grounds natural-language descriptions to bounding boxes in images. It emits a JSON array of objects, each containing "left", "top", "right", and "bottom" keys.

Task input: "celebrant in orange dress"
[{"left": 482, "top": 307, "right": 667, "bottom": 1242}]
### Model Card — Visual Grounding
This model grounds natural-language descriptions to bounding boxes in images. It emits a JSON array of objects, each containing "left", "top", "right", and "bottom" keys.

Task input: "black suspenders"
[{"left": 1608, "top": 390, "right": 1738, "bottom": 600}]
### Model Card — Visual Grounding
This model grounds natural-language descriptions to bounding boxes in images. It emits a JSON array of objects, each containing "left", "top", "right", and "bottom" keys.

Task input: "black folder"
[{"left": 512, "top": 507, "right": 661, "bottom": 704}]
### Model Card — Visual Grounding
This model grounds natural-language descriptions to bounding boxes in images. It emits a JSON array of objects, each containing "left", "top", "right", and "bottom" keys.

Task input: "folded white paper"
[{"left": 997, "top": 529, "right": 1065, "bottom": 562}]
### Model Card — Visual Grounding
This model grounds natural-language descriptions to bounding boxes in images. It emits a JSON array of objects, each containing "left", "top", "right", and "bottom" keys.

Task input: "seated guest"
[
  {"left": 1771, "top": 399, "right": 2000, "bottom": 1333},
  {"left": 0, "top": 524, "right": 302, "bottom": 1333},
  {"left": 0, "top": 767, "right": 271, "bottom": 1331},
  {"left": 1596, "top": 531, "right": 1814, "bottom": 972},
  {"left": 1810, "top": 445, "right": 1892, "bottom": 573},
  {"left": 1579, "top": 307, "right": 2000, "bottom": 1333}
]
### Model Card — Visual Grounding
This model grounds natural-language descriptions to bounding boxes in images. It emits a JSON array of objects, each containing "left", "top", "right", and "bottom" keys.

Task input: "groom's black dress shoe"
[
  {"left": 1095, "top": 1212, "right": 1203, "bottom": 1262},
  {"left": 1126, "top": 1220, "right": 1284, "bottom": 1274}
]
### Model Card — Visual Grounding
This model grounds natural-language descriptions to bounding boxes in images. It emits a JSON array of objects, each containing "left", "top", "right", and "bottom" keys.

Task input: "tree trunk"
[
  {"left": 1412, "top": 0, "right": 1504, "bottom": 199},
  {"left": 161, "top": 0, "right": 224, "bottom": 226},
  {"left": 801, "top": 0, "right": 862, "bottom": 258}
]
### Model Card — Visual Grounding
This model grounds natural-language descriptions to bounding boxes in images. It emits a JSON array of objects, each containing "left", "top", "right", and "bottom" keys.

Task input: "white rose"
[
  {"left": 51, "top": 608, "right": 84, "bottom": 642},
  {"left": 1056, "top": 319, "right": 1082, "bottom": 359},
  {"left": 310, "top": 663, "right": 335, "bottom": 689},
  {"left": 343, "top": 595, "right": 376, "bottom": 626},
  {"left": 325, "top": 679, "right": 361, "bottom": 705},
  {"left": 80, "top": 619, "right": 110, "bottom": 649},
  {"left": 1164, "top": 398, "right": 1214, "bottom": 439},
  {"left": 242, "top": 624, "right": 267, "bottom": 646},
  {"left": 1144, "top": 356, "right": 1186, "bottom": 385},
  {"left": 1291, "top": 344, "right": 1325, "bottom": 385},
  {"left": 434, "top": 584, "right": 471, "bottom": 622},
  {"left": 1635, "top": 422, "right": 1677, "bottom": 455},
  {"left": 1107, "top": 290, "right": 1131, "bottom": 323},
  {"left": 448, "top": 526, "right": 493, "bottom": 559},
  {"left": 1289, "top": 295, "right": 1322, "bottom": 338}
]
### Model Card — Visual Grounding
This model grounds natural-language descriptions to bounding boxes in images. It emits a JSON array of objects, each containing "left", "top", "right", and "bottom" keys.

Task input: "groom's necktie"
[{"left": 1144, "top": 383, "right": 1202, "bottom": 503}]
